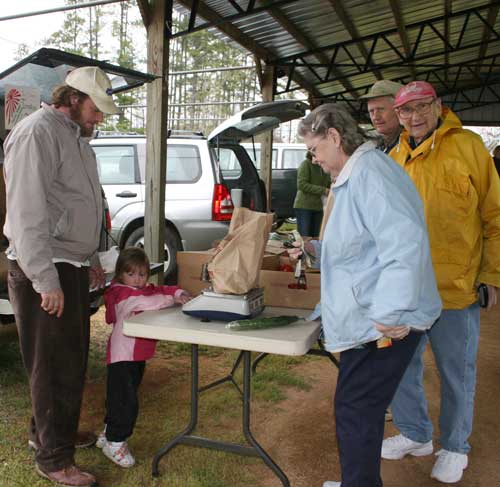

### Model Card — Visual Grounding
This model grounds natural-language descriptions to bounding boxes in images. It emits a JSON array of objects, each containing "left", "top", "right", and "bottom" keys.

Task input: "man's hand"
[
  {"left": 90, "top": 265, "right": 106, "bottom": 289},
  {"left": 41, "top": 289, "right": 65, "bottom": 318},
  {"left": 486, "top": 285, "right": 498, "bottom": 311},
  {"left": 375, "top": 323, "right": 410, "bottom": 340}
]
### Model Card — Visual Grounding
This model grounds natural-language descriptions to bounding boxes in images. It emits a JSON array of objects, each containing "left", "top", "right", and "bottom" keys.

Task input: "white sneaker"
[
  {"left": 431, "top": 449, "right": 468, "bottom": 483},
  {"left": 323, "top": 482, "right": 341, "bottom": 487},
  {"left": 381, "top": 434, "right": 433, "bottom": 460},
  {"left": 102, "top": 440, "right": 135, "bottom": 468},
  {"left": 95, "top": 428, "right": 106, "bottom": 449}
]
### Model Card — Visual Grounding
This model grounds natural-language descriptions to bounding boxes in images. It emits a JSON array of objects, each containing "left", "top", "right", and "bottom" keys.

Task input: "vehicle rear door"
[
  {"left": 92, "top": 143, "right": 144, "bottom": 219},
  {"left": 208, "top": 100, "right": 307, "bottom": 214},
  {"left": 213, "top": 143, "right": 267, "bottom": 212}
]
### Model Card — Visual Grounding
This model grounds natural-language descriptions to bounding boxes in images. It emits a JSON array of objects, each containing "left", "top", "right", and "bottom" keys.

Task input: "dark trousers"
[
  {"left": 105, "top": 361, "right": 145, "bottom": 442},
  {"left": 335, "top": 332, "right": 422, "bottom": 487},
  {"left": 8, "top": 260, "right": 90, "bottom": 472},
  {"left": 295, "top": 208, "right": 324, "bottom": 238}
]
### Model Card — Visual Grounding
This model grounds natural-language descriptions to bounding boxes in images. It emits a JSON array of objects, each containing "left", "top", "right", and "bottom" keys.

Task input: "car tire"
[{"left": 124, "top": 225, "right": 181, "bottom": 281}]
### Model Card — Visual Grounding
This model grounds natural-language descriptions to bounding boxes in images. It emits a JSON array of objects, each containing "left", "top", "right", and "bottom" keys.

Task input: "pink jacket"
[{"left": 104, "top": 281, "right": 187, "bottom": 364}]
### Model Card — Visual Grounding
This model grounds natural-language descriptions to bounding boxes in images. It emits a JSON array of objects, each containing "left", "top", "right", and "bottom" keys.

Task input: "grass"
[{"left": 0, "top": 309, "right": 316, "bottom": 487}]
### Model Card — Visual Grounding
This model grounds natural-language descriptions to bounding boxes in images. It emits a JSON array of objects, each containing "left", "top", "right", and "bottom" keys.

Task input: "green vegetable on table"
[{"left": 226, "top": 315, "right": 302, "bottom": 331}]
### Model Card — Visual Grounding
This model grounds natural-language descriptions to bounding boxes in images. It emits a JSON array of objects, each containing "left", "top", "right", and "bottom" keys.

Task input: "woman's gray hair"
[{"left": 298, "top": 103, "right": 367, "bottom": 156}]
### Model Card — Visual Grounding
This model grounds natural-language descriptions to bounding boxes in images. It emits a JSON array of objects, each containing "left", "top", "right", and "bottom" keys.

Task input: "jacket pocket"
[
  {"left": 53, "top": 209, "right": 72, "bottom": 239},
  {"left": 351, "top": 271, "right": 379, "bottom": 309},
  {"left": 434, "top": 174, "right": 475, "bottom": 219},
  {"left": 427, "top": 174, "right": 476, "bottom": 266},
  {"left": 7, "top": 267, "right": 30, "bottom": 288}
]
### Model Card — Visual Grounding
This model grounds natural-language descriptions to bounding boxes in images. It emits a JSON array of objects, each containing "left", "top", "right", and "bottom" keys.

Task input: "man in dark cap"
[{"left": 360, "top": 79, "right": 403, "bottom": 154}]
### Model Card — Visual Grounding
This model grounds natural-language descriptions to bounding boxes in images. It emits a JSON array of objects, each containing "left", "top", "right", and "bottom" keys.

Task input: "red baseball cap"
[{"left": 394, "top": 81, "right": 437, "bottom": 108}]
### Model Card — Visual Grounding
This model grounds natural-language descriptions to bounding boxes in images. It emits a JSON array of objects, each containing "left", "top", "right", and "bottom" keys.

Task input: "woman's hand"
[
  {"left": 286, "top": 240, "right": 316, "bottom": 261},
  {"left": 375, "top": 323, "right": 410, "bottom": 340},
  {"left": 286, "top": 241, "right": 303, "bottom": 260}
]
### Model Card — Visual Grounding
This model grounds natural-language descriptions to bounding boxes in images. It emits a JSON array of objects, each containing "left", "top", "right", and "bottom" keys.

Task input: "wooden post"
[
  {"left": 258, "top": 63, "right": 275, "bottom": 211},
  {"left": 145, "top": 0, "right": 172, "bottom": 283}
]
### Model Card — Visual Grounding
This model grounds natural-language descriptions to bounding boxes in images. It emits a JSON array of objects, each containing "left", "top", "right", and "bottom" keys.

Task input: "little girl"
[{"left": 97, "top": 247, "right": 190, "bottom": 468}]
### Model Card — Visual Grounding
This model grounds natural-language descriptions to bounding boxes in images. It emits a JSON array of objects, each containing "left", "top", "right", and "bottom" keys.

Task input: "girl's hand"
[
  {"left": 175, "top": 294, "right": 192, "bottom": 305},
  {"left": 375, "top": 323, "right": 410, "bottom": 340}
]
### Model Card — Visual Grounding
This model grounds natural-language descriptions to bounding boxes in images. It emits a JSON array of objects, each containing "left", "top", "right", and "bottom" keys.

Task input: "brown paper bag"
[{"left": 207, "top": 207, "right": 274, "bottom": 294}]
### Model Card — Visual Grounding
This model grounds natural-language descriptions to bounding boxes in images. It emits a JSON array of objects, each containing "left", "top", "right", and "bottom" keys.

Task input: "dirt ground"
[{"left": 79, "top": 307, "right": 500, "bottom": 487}]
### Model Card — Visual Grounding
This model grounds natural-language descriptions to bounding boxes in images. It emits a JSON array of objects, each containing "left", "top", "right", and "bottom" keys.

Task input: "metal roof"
[{"left": 172, "top": 0, "right": 500, "bottom": 125}]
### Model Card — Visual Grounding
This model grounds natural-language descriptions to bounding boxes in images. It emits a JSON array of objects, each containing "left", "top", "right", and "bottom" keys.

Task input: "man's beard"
[{"left": 69, "top": 103, "right": 94, "bottom": 138}]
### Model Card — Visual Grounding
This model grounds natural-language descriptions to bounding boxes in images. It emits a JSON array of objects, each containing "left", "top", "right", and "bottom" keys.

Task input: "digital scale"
[{"left": 182, "top": 287, "right": 265, "bottom": 321}]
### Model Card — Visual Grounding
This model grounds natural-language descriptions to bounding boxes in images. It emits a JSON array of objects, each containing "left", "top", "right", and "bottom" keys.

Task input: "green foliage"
[
  {"left": 44, "top": 0, "right": 86, "bottom": 56},
  {"left": 168, "top": 12, "right": 259, "bottom": 134}
]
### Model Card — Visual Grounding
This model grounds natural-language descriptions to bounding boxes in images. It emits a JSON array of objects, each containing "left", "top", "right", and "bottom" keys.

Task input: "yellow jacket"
[{"left": 390, "top": 108, "right": 500, "bottom": 309}]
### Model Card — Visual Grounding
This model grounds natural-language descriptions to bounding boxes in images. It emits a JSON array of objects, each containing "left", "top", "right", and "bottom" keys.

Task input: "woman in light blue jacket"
[{"left": 294, "top": 104, "right": 442, "bottom": 487}]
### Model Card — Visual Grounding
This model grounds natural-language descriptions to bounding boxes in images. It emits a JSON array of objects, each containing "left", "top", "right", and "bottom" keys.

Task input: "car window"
[
  {"left": 93, "top": 145, "right": 136, "bottom": 184},
  {"left": 166, "top": 145, "right": 201, "bottom": 183},
  {"left": 217, "top": 148, "right": 242, "bottom": 179},
  {"left": 282, "top": 148, "right": 308, "bottom": 169},
  {"left": 243, "top": 148, "right": 278, "bottom": 169}
]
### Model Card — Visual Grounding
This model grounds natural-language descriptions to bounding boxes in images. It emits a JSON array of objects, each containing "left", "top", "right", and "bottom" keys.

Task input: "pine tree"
[{"left": 44, "top": 0, "right": 86, "bottom": 55}]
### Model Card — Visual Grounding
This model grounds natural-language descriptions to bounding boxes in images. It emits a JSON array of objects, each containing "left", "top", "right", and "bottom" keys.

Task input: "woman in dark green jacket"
[{"left": 293, "top": 152, "right": 331, "bottom": 238}]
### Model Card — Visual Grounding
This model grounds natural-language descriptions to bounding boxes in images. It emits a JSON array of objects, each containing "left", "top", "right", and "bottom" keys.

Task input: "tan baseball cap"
[
  {"left": 65, "top": 66, "right": 120, "bottom": 115},
  {"left": 360, "top": 80, "right": 404, "bottom": 100}
]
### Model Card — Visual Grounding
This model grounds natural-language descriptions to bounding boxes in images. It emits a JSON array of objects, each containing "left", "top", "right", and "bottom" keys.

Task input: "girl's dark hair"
[
  {"left": 298, "top": 103, "right": 367, "bottom": 156},
  {"left": 51, "top": 84, "right": 88, "bottom": 108},
  {"left": 114, "top": 247, "right": 150, "bottom": 283}
]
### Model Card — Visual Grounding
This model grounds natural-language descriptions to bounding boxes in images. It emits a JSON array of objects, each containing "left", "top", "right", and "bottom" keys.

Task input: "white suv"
[
  {"left": 91, "top": 132, "right": 266, "bottom": 278},
  {"left": 90, "top": 100, "right": 307, "bottom": 279}
]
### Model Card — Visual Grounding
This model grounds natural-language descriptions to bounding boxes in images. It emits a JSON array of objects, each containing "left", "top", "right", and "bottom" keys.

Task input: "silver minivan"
[{"left": 90, "top": 100, "right": 307, "bottom": 279}]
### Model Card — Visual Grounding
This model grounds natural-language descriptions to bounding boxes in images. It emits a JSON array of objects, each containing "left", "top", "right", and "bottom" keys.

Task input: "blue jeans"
[
  {"left": 294, "top": 208, "right": 323, "bottom": 238},
  {"left": 390, "top": 303, "right": 480, "bottom": 454}
]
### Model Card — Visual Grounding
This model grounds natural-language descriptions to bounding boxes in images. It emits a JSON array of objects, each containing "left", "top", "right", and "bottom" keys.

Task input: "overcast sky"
[{"left": 0, "top": 1, "right": 68, "bottom": 72}]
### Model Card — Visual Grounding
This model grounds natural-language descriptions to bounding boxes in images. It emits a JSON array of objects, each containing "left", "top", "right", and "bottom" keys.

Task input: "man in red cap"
[
  {"left": 3, "top": 66, "right": 119, "bottom": 486},
  {"left": 382, "top": 80, "right": 500, "bottom": 483}
]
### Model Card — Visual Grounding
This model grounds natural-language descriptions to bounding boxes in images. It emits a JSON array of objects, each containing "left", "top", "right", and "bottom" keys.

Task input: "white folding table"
[{"left": 123, "top": 306, "right": 321, "bottom": 487}]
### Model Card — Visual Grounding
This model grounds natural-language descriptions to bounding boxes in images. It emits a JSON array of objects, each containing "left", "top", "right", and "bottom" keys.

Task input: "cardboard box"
[
  {"left": 177, "top": 251, "right": 320, "bottom": 310},
  {"left": 177, "top": 251, "right": 280, "bottom": 296},
  {"left": 259, "top": 258, "right": 321, "bottom": 310}
]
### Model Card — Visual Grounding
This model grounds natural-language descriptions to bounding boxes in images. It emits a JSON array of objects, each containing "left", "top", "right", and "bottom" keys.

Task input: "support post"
[
  {"left": 145, "top": 0, "right": 172, "bottom": 284},
  {"left": 258, "top": 63, "right": 275, "bottom": 211}
]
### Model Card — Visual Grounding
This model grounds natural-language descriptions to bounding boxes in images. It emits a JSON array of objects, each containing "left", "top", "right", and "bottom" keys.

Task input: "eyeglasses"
[
  {"left": 396, "top": 100, "right": 435, "bottom": 119},
  {"left": 307, "top": 137, "right": 325, "bottom": 157}
]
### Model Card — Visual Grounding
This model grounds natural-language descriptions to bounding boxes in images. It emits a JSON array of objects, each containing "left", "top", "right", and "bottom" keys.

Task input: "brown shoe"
[
  {"left": 29, "top": 431, "right": 97, "bottom": 451},
  {"left": 35, "top": 464, "right": 97, "bottom": 486}
]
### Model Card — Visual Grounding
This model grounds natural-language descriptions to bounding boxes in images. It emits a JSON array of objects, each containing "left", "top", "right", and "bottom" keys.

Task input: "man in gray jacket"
[{"left": 3, "top": 66, "right": 119, "bottom": 487}]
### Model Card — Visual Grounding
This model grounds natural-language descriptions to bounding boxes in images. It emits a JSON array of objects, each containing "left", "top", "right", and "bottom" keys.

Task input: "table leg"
[
  {"left": 252, "top": 340, "right": 339, "bottom": 375},
  {"left": 251, "top": 351, "right": 269, "bottom": 374},
  {"left": 152, "top": 344, "right": 200, "bottom": 477},
  {"left": 242, "top": 351, "right": 290, "bottom": 487},
  {"left": 152, "top": 346, "right": 290, "bottom": 486}
]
